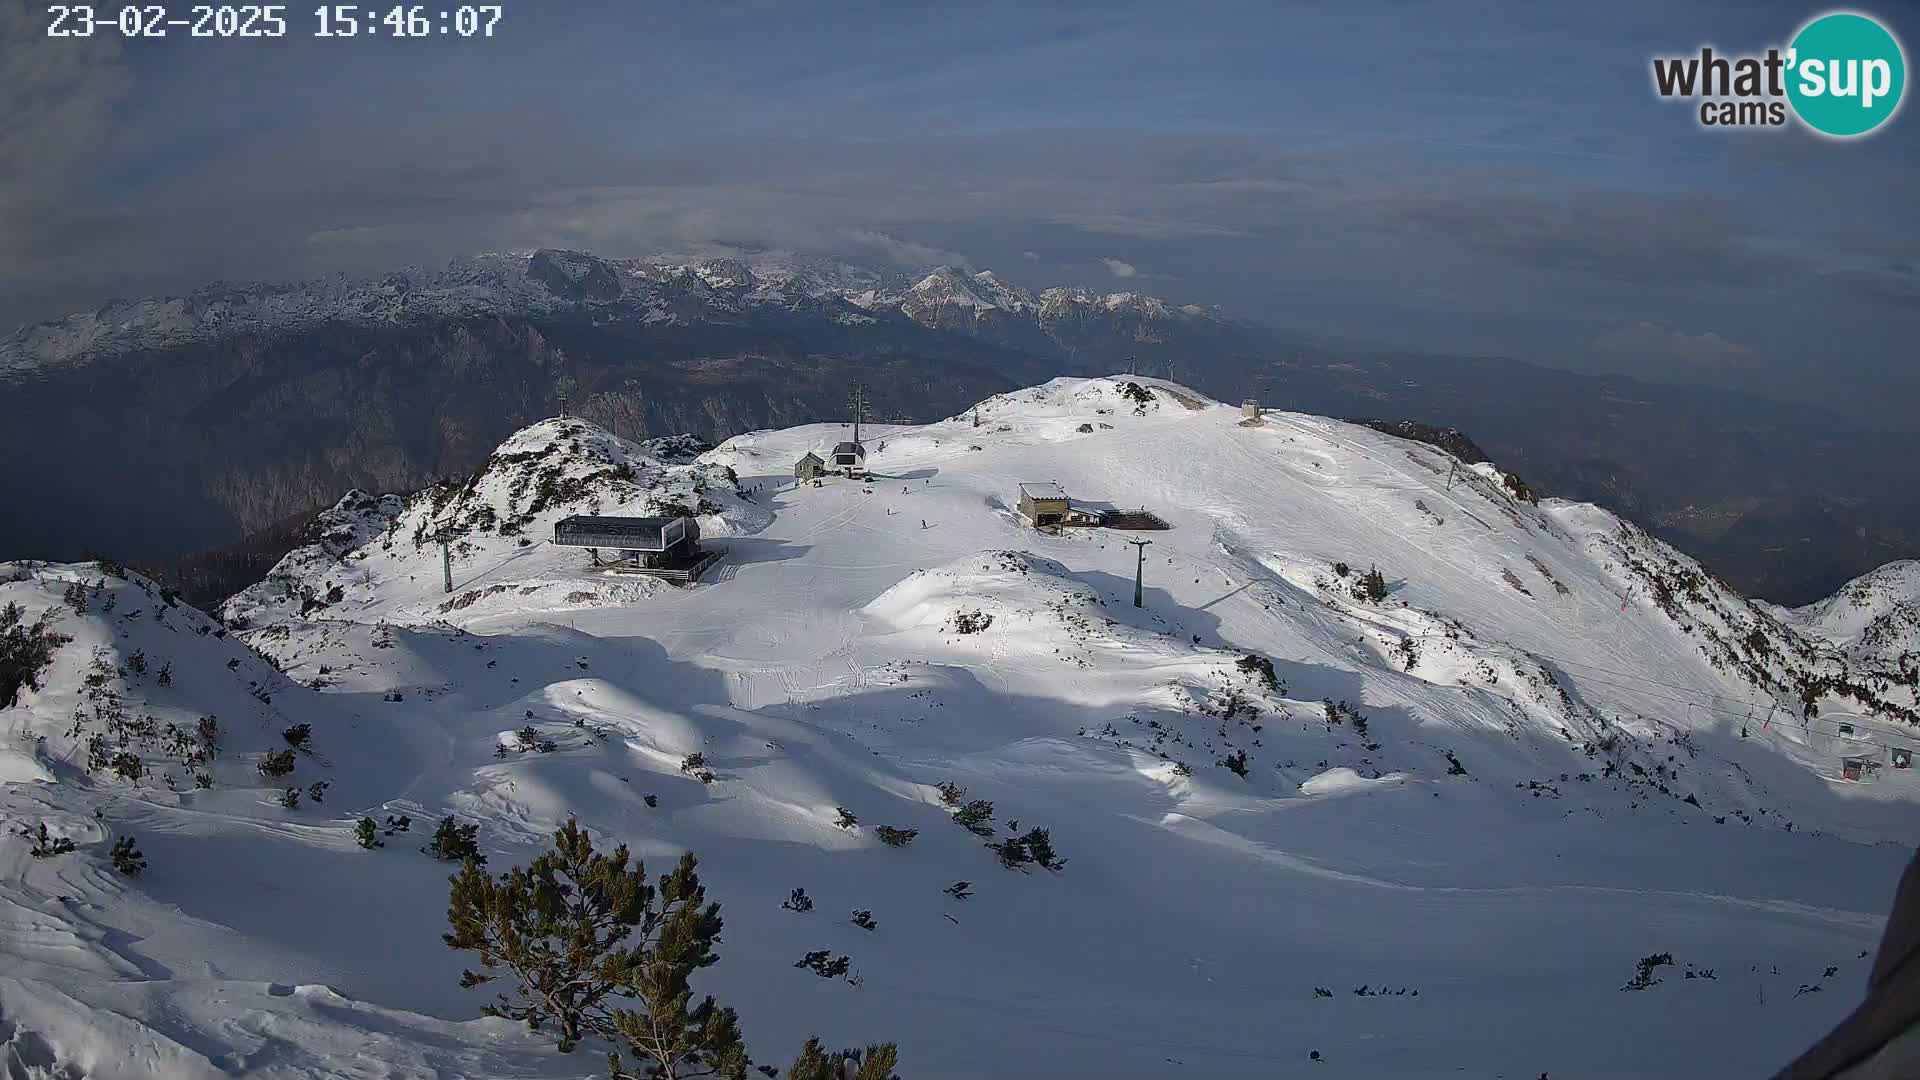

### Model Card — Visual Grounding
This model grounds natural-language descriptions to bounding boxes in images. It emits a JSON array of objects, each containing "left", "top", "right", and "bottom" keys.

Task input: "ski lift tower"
[
  {"left": 428, "top": 527, "right": 454, "bottom": 594},
  {"left": 846, "top": 383, "right": 870, "bottom": 444},
  {"left": 1126, "top": 538, "right": 1152, "bottom": 607}
]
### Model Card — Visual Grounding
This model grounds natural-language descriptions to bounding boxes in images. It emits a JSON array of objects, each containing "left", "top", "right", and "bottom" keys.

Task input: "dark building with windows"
[
  {"left": 553, "top": 514, "right": 702, "bottom": 569},
  {"left": 832, "top": 441, "right": 867, "bottom": 477}
]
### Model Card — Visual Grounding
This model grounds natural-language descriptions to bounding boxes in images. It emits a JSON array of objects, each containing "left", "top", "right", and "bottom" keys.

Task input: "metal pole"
[
  {"left": 1127, "top": 539, "right": 1152, "bottom": 607},
  {"left": 440, "top": 535, "right": 453, "bottom": 594}
]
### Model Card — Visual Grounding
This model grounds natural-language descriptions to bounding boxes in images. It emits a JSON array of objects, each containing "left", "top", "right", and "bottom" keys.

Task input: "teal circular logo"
[{"left": 1787, "top": 11, "right": 1906, "bottom": 137}]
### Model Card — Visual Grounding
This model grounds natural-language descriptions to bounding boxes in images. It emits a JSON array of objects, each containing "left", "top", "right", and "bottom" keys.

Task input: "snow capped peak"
[
  {"left": 223, "top": 416, "right": 758, "bottom": 628},
  {"left": 969, "top": 269, "right": 1037, "bottom": 312},
  {"left": 689, "top": 257, "right": 756, "bottom": 291},
  {"left": 1778, "top": 558, "right": 1920, "bottom": 659},
  {"left": 908, "top": 265, "right": 995, "bottom": 307}
]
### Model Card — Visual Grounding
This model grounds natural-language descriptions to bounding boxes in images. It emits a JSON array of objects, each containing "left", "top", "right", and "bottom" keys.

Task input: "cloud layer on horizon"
[{"left": 1, "top": 0, "right": 1913, "bottom": 423}]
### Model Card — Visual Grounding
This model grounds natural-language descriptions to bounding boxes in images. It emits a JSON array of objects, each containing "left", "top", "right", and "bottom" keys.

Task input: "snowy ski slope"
[{"left": 2, "top": 376, "right": 1916, "bottom": 1078}]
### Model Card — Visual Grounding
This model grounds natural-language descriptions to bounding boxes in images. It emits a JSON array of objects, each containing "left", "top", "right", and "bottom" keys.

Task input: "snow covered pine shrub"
[
  {"left": 444, "top": 817, "right": 899, "bottom": 1075},
  {"left": 1354, "top": 565, "right": 1389, "bottom": 603},
  {"left": 0, "top": 600, "right": 71, "bottom": 707},
  {"left": 424, "top": 816, "right": 484, "bottom": 862},
  {"left": 110, "top": 836, "right": 146, "bottom": 876},
  {"left": 17, "top": 822, "right": 75, "bottom": 857}
]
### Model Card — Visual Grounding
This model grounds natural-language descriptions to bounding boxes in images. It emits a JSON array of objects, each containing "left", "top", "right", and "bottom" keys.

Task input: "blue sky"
[{"left": 4, "top": 0, "right": 1916, "bottom": 421}]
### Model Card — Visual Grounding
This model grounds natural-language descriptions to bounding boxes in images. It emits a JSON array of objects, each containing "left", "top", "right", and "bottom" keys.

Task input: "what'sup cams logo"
[{"left": 1652, "top": 10, "right": 1906, "bottom": 137}]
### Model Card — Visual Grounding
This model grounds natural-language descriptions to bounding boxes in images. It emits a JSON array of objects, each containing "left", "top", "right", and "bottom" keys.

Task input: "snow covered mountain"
[
  {"left": 9, "top": 246, "right": 1918, "bottom": 614},
  {"left": 0, "top": 248, "right": 1240, "bottom": 570},
  {"left": 0, "top": 251, "right": 1219, "bottom": 378},
  {"left": 1776, "top": 560, "right": 1920, "bottom": 666},
  {"left": 3, "top": 376, "right": 1915, "bottom": 1077}
]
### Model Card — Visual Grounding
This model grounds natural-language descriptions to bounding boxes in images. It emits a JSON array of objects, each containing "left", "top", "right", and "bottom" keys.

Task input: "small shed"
[
  {"left": 1893, "top": 747, "right": 1912, "bottom": 770},
  {"left": 1018, "top": 482, "right": 1070, "bottom": 527},
  {"left": 794, "top": 452, "right": 825, "bottom": 481},
  {"left": 1841, "top": 755, "right": 1874, "bottom": 782},
  {"left": 831, "top": 441, "right": 867, "bottom": 477},
  {"left": 1242, "top": 399, "right": 1261, "bottom": 419}
]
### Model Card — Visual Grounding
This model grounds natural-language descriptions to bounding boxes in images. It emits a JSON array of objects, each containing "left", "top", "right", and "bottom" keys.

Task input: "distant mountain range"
[{"left": 4, "top": 248, "right": 1914, "bottom": 605}]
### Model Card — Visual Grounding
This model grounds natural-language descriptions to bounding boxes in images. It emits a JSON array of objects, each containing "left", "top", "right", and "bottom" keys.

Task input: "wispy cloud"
[
  {"left": 1101, "top": 257, "right": 1138, "bottom": 278},
  {"left": 846, "top": 229, "right": 971, "bottom": 269}
]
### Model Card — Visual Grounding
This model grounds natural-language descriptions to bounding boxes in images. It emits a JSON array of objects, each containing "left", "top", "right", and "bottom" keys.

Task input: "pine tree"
[
  {"left": 0, "top": 603, "right": 72, "bottom": 709},
  {"left": 1357, "top": 565, "right": 1389, "bottom": 603},
  {"left": 1016, "top": 827, "right": 1066, "bottom": 872},
  {"left": 788, "top": 1039, "right": 836, "bottom": 1080},
  {"left": 110, "top": 836, "right": 146, "bottom": 876},
  {"left": 788, "top": 1039, "right": 902, "bottom": 1080},
  {"left": 425, "top": 816, "right": 484, "bottom": 862},
  {"left": 356, "top": 817, "right": 383, "bottom": 849},
  {"left": 444, "top": 817, "right": 655, "bottom": 1051},
  {"left": 444, "top": 821, "right": 898, "bottom": 1074},
  {"left": 988, "top": 836, "right": 1031, "bottom": 870},
  {"left": 951, "top": 799, "right": 995, "bottom": 837},
  {"left": 21, "top": 822, "right": 75, "bottom": 858},
  {"left": 603, "top": 852, "right": 747, "bottom": 1079}
]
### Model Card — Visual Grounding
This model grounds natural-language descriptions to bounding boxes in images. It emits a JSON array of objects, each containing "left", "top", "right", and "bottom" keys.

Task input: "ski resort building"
[
  {"left": 1018, "top": 482, "right": 1071, "bottom": 527},
  {"left": 551, "top": 514, "right": 722, "bottom": 583},
  {"left": 794, "top": 452, "right": 825, "bottom": 481},
  {"left": 1016, "top": 482, "right": 1171, "bottom": 531},
  {"left": 832, "top": 441, "right": 867, "bottom": 478}
]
